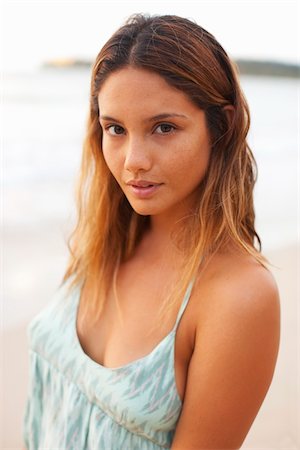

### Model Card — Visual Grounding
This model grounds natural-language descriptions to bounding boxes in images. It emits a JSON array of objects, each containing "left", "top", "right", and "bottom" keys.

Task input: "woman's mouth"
[{"left": 126, "top": 180, "right": 163, "bottom": 198}]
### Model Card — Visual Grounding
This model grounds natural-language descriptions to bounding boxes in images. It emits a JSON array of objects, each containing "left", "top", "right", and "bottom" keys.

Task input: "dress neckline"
[{"left": 72, "top": 279, "right": 194, "bottom": 372}]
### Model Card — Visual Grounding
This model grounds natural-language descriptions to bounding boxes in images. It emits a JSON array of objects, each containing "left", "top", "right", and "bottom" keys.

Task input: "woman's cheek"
[{"left": 102, "top": 149, "right": 121, "bottom": 182}]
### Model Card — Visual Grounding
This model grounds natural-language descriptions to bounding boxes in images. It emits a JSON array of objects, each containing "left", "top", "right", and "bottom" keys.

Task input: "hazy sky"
[{"left": 2, "top": 0, "right": 299, "bottom": 72}]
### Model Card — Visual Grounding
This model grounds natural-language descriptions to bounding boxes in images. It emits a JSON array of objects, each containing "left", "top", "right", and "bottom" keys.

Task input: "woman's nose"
[{"left": 124, "top": 137, "right": 152, "bottom": 173}]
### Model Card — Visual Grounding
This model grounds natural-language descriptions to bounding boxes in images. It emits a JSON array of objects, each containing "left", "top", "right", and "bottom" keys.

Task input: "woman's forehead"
[{"left": 97, "top": 67, "right": 202, "bottom": 119}]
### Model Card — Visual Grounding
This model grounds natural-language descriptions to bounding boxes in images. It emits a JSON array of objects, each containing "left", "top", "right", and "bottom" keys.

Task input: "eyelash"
[
  {"left": 104, "top": 123, "right": 177, "bottom": 136},
  {"left": 155, "top": 123, "right": 176, "bottom": 134},
  {"left": 105, "top": 125, "right": 125, "bottom": 136}
]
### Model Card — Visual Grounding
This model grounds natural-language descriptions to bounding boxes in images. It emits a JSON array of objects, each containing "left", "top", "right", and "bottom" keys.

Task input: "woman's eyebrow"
[
  {"left": 99, "top": 115, "right": 121, "bottom": 122},
  {"left": 99, "top": 113, "right": 188, "bottom": 122},
  {"left": 147, "top": 113, "right": 188, "bottom": 121}
]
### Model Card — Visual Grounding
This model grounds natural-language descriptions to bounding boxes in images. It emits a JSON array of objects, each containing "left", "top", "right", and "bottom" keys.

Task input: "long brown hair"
[{"left": 63, "top": 14, "right": 268, "bottom": 325}]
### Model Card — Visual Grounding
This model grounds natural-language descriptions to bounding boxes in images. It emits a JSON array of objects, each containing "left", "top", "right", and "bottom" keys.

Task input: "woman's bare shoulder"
[
  {"left": 172, "top": 250, "right": 281, "bottom": 449},
  {"left": 190, "top": 248, "right": 281, "bottom": 348},
  {"left": 195, "top": 249, "right": 280, "bottom": 313}
]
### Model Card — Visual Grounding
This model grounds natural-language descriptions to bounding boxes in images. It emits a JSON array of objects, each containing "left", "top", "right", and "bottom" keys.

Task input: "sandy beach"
[{"left": 1, "top": 219, "right": 299, "bottom": 449}]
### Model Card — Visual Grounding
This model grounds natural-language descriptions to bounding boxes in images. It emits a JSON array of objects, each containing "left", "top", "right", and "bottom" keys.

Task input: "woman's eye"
[
  {"left": 106, "top": 125, "right": 125, "bottom": 135},
  {"left": 155, "top": 123, "right": 176, "bottom": 134}
]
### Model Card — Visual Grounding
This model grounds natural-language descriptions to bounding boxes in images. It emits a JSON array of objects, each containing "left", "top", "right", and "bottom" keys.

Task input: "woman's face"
[{"left": 98, "top": 67, "right": 211, "bottom": 218}]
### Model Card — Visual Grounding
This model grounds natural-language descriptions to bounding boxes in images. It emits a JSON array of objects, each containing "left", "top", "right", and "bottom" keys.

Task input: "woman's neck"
[{"left": 148, "top": 201, "right": 196, "bottom": 244}]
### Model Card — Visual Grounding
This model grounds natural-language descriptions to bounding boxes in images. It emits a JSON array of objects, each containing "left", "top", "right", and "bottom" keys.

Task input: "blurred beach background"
[{"left": 1, "top": 1, "right": 299, "bottom": 449}]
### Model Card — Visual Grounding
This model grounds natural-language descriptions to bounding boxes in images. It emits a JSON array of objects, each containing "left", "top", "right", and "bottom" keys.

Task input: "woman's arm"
[{"left": 171, "top": 267, "right": 280, "bottom": 450}]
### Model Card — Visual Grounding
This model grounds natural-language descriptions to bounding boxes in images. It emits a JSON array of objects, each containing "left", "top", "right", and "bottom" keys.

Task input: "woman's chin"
[
  {"left": 130, "top": 206, "right": 157, "bottom": 216},
  {"left": 128, "top": 201, "right": 162, "bottom": 217}
]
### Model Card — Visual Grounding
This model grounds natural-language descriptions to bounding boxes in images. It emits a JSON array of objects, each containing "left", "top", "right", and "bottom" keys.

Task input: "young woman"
[{"left": 23, "top": 14, "right": 280, "bottom": 450}]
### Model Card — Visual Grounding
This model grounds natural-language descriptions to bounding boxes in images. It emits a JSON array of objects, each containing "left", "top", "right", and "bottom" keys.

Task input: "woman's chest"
[{"left": 76, "top": 265, "right": 196, "bottom": 402}]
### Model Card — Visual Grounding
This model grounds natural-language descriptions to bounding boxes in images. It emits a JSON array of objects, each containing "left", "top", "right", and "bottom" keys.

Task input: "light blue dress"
[{"left": 23, "top": 279, "right": 194, "bottom": 449}]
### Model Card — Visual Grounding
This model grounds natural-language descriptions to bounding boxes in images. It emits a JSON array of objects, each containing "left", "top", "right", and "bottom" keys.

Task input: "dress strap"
[{"left": 174, "top": 278, "right": 195, "bottom": 329}]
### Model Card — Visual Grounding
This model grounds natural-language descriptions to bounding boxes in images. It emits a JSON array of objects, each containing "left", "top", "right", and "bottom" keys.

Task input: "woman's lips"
[{"left": 127, "top": 182, "right": 163, "bottom": 198}]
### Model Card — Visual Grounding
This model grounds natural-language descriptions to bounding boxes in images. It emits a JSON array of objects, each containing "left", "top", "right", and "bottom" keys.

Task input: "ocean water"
[{"left": 3, "top": 69, "right": 299, "bottom": 250}]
